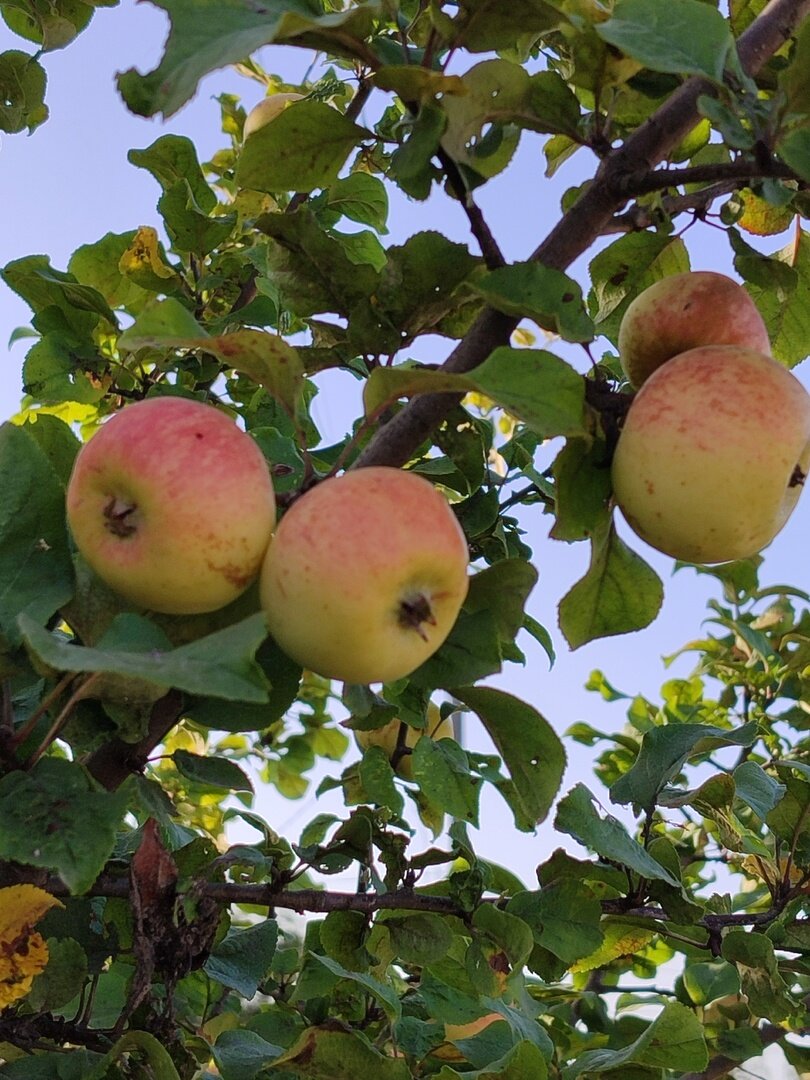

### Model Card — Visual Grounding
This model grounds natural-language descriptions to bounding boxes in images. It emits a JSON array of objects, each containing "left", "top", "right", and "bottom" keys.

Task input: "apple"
[
  {"left": 355, "top": 703, "right": 455, "bottom": 779},
  {"left": 259, "top": 467, "right": 469, "bottom": 684},
  {"left": 66, "top": 396, "right": 276, "bottom": 614},
  {"left": 618, "top": 271, "right": 770, "bottom": 388},
  {"left": 243, "top": 92, "right": 304, "bottom": 139},
  {"left": 611, "top": 345, "right": 810, "bottom": 563}
]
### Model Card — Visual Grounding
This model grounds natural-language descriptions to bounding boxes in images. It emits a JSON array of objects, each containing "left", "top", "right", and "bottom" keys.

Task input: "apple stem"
[
  {"left": 398, "top": 594, "right": 436, "bottom": 642},
  {"left": 104, "top": 496, "right": 138, "bottom": 537}
]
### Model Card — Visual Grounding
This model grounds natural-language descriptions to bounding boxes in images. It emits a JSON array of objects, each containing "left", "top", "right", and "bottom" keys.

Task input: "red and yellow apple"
[
  {"left": 259, "top": 467, "right": 470, "bottom": 684},
  {"left": 611, "top": 345, "right": 810, "bottom": 563},
  {"left": 618, "top": 271, "right": 770, "bottom": 388},
  {"left": 355, "top": 702, "right": 455, "bottom": 779},
  {"left": 66, "top": 396, "right": 276, "bottom": 614},
  {"left": 243, "top": 92, "right": 304, "bottom": 139}
]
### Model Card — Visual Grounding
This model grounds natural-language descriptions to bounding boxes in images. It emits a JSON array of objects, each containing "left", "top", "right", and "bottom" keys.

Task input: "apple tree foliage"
[{"left": 2, "top": 0, "right": 810, "bottom": 1077}]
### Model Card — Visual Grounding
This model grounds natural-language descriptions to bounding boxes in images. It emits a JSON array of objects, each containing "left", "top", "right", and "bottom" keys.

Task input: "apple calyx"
[
  {"left": 790, "top": 465, "right": 807, "bottom": 488},
  {"left": 103, "top": 496, "right": 138, "bottom": 538},
  {"left": 398, "top": 593, "right": 438, "bottom": 642}
]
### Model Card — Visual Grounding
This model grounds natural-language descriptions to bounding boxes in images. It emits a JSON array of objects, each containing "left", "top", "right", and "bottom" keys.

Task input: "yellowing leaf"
[
  {"left": 0, "top": 885, "right": 63, "bottom": 1008},
  {"left": 570, "top": 919, "right": 654, "bottom": 973},
  {"left": 119, "top": 226, "right": 179, "bottom": 290}
]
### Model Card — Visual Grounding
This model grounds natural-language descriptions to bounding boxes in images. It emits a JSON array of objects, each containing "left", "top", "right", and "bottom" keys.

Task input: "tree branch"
[
  {"left": 355, "top": 0, "right": 810, "bottom": 469},
  {"left": 83, "top": 690, "right": 184, "bottom": 791},
  {"left": 614, "top": 158, "right": 801, "bottom": 198},
  {"left": 605, "top": 181, "right": 743, "bottom": 234}
]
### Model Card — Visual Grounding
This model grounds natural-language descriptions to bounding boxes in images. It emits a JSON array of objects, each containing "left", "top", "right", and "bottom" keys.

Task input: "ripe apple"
[
  {"left": 611, "top": 345, "right": 810, "bottom": 563},
  {"left": 259, "top": 467, "right": 469, "bottom": 684},
  {"left": 66, "top": 396, "right": 276, "bottom": 614},
  {"left": 618, "top": 271, "right": 770, "bottom": 388},
  {"left": 243, "top": 92, "right": 304, "bottom": 139},
  {"left": 355, "top": 702, "right": 455, "bottom": 779}
]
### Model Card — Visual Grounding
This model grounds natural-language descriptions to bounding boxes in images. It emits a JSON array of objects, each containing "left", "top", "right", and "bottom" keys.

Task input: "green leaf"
[
  {"left": 117, "top": 0, "right": 379, "bottom": 118},
  {"left": 117, "top": 297, "right": 207, "bottom": 349},
  {"left": 596, "top": 0, "right": 734, "bottom": 82},
  {"left": 384, "top": 913, "right": 454, "bottom": 966},
  {"left": 358, "top": 745, "right": 404, "bottom": 816},
  {"left": 157, "top": 180, "right": 236, "bottom": 254},
  {"left": 507, "top": 883, "right": 604, "bottom": 966},
  {"left": 388, "top": 102, "right": 446, "bottom": 201},
  {"left": 21, "top": 414, "right": 80, "bottom": 487},
  {"left": 68, "top": 231, "right": 152, "bottom": 313},
  {"left": 777, "top": 127, "right": 810, "bottom": 182},
  {"left": 588, "top": 233, "right": 690, "bottom": 344},
  {"left": 324, "top": 173, "right": 389, "bottom": 232},
  {"left": 270, "top": 1024, "right": 411, "bottom": 1080},
  {"left": 610, "top": 722, "right": 758, "bottom": 812},
  {"left": 87, "top": 1031, "right": 182, "bottom": 1080},
  {"left": 412, "top": 736, "right": 481, "bottom": 826},
  {"left": 313, "top": 954, "right": 402, "bottom": 1023},
  {"left": 2, "top": 0, "right": 95, "bottom": 52},
  {"left": 19, "top": 612, "right": 271, "bottom": 703},
  {"left": 256, "top": 207, "right": 382, "bottom": 319},
  {"left": 463, "top": 560, "right": 539, "bottom": 652},
  {"left": 237, "top": 100, "right": 365, "bottom": 194},
  {"left": 128, "top": 134, "right": 217, "bottom": 212},
  {"left": 436, "top": 1039, "right": 549, "bottom": 1079},
  {"left": 471, "top": 348, "right": 587, "bottom": 438},
  {"left": 453, "top": 687, "right": 566, "bottom": 831},
  {"left": 0, "top": 758, "right": 128, "bottom": 893},
  {"left": 0, "top": 423, "right": 74, "bottom": 648},
  {"left": 681, "top": 960, "right": 740, "bottom": 1006},
  {"left": 447, "top": 0, "right": 561, "bottom": 52},
  {"left": 472, "top": 904, "right": 533, "bottom": 971},
  {"left": 27, "top": 938, "right": 88, "bottom": 1012},
  {"left": 2, "top": 255, "right": 103, "bottom": 338},
  {"left": 551, "top": 437, "right": 613, "bottom": 542},
  {"left": 172, "top": 749, "right": 253, "bottom": 793},
  {"left": 204, "top": 331, "right": 305, "bottom": 417},
  {"left": 22, "top": 334, "right": 105, "bottom": 406},
  {"left": 722, "top": 929, "right": 799, "bottom": 1021},
  {"left": 734, "top": 229, "right": 810, "bottom": 367},
  {"left": 205, "top": 918, "right": 278, "bottom": 998},
  {"left": 733, "top": 761, "right": 786, "bottom": 819},
  {"left": 526, "top": 71, "right": 581, "bottom": 137},
  {"left": 562, "top": 1001, "right": 708, "bottom": 1078},
  {"left": 440, "top": 60, "right": 528, "bottom": 181},
  {"left": 320, "top": 910, "right": 371, "bottom": 972},
  {"left": 410, "top": 609, "right": 503, "bottom": 689},
  {"left": 0, "top": 50, "right": 47, "bottom": 133},
  {"left": 558, "top": 521, "right": 663, "bottom": 649},
  {"left": 470, "top": 264, "right": 594, "bottom": 343},
  {"left": 212, "top": 1029, "right": 283, "bottom": 1080},
  {"left": 554, "top": 783, "right": 681, "bottom": 887}
]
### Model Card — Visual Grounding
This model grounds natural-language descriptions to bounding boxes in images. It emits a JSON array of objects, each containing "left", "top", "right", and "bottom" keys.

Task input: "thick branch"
[
  {"left": 356, "top": 0, "right": 810, "bottom": 469},
  {"left": 83, "top": 691, "right": 184, "bottom": 791}
]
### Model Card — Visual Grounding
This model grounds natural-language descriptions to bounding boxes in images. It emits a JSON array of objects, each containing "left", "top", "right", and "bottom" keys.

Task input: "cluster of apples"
[
  {"left": 611, "top": 271, "right": 810, "bottom": 564},
  {"left": 65, "top": 396, "right": 470, "bottom": 685}
]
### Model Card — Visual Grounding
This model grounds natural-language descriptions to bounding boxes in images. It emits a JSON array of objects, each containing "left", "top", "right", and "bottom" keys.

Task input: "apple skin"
[
  {"left": 66, "top": 396, "right": 276, "bottom": 615},
  {"left": 259, "top": 467, "right": 470, "bottom": 684},
  {"left": 355, "top": 703, "right": 455, "bottom": 779},
  {"left": 612, "top": 345, "right": 810, "bottom": 564},
  {"left": 243, "top": 92, "right": 304, "bottom": 139},
  {"left": 619, "top": 271, "right": 770, "bottom": 388}
]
